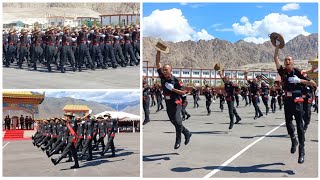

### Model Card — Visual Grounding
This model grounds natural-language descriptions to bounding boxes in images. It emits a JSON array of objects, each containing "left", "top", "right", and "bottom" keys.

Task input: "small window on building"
[
  {"left": 193, "top": 72, "right": 200, "bottom": 75},
  {"left": 182, "top": 71, "right": 190, "bottom": 75},
  {"left": 203, "top": 72, "right": 209, "bottom": 75},
  {"left": 173, "top": 71, "right": 180, "bottom": 75}
]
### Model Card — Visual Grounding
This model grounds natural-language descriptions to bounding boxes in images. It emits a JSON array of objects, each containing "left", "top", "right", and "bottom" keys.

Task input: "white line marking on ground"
[
  {"left": 3, "top": 142, "right": 10, "bottom": 149},
  {"left": 203, "top": 122, "right": 286, "bottom": 178}
]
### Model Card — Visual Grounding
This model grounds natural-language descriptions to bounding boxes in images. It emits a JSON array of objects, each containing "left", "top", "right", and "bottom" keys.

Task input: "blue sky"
[
  {"left": 143, "top": 3, "right": 318, "bottom": 43},
  {"left": 40, "top": 91, "right": 140, "bottom": 104}
]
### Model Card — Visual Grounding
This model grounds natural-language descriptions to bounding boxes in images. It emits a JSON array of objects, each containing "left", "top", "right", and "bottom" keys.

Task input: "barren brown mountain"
[{"left": 143, "top": 33, "right": 318, "bottom": 69}]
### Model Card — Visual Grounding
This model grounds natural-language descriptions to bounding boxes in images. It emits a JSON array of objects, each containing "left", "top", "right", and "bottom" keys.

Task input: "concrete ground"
[
  {"left": 3, "top": 133, "right": 140, "bottom": 177},
  {"left": 3, "top": 62, "right": 140, "bottom": 89},
  {"left": 143, "top": 96, "right": 318, "bottom": 178}
]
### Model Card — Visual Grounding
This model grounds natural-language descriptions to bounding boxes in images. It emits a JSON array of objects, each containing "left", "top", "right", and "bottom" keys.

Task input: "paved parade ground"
[
  {"left": 143, "top": 96, "right": 318, "bottom": 178},
  {"left": 3, "top": 133, "right": 140, "bottom": 177},
  {"left": 3, "top": 63, "right": 140, "bottom": 89}
]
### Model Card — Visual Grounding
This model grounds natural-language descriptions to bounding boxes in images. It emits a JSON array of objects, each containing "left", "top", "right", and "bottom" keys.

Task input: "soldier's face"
[
  {"left": 284, "top": 56, "right": 293, "bottom": 69},
  {"left": 163, "top": 65, "right": 172, "bottom": 78}
]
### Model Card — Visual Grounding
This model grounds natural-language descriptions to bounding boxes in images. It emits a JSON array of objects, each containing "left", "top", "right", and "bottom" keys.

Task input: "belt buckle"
[
  {"left": 287, "top": 92, "right": 292, "bottom": 97},
  {"left": 165, "top": 95, "right": 171, "bottom": 100},
  {"left": 302, "top": 95, "right": 306, "bottom": 98}
]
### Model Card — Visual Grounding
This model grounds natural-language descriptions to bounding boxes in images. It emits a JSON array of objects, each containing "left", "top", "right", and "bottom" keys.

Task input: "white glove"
[
  {"left": 71, "top": 38, "right": 76, "bottom": 42},
  {"left": 60, "top": 32, "right": 64, "bottom": 36},
  {"left": 101, "top": 34, "right": 106, "bottom": 38},
  {"left": 276, "top": 39, "right": 281, "bottom": 46},
  {"left": 165, "top": 82, "right": 174, "bottom": 91},
  {"left": 182, "top": 94, "right": 187, "bottom": 97},
  {"left": 87, "top": 40, "right": 91, "bottom": 44},
  {"left": 312, "top": 100, "right": 315, "bottom": 105},
  {"left": 90, "top": 30, "right": 94, "bottom": 34},
  {"left": 288, "top": 75, "right": 300, "bottom": 84}
]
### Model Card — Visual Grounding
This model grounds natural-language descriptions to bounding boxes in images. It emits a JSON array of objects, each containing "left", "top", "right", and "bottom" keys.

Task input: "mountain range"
[{"left": 143, "top": 33, "right": 318, "bottom": 70}]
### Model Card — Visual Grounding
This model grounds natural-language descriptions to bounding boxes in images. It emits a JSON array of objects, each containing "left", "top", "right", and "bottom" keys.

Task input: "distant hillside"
[
  {"left": 143, "top": 33, "right": 318, "bottom": 70},
  {"left": 38, "top": 97, "right": 114, "bottom": 118},
  {"left": 122, "top": 104, "right": 140, "bottom": 116}
]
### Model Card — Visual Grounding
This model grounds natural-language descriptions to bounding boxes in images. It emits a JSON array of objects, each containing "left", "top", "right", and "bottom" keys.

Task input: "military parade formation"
[
  {"left": 143, "top": 33, "right": 318, "bottom": 164},
  {"left": 32, "top": 111, "right": 126, "bottom": 169},
  {"left": 3, "top": 24, "right": 140, "bottom": 73}
]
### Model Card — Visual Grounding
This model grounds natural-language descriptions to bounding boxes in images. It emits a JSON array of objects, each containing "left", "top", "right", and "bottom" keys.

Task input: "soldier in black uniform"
[
  {"left": 46, "top": 118, "right": 68, "bottom": 157},
  {"left": 241, "top": 85, "right": 249, "bottom": 106},
  {"left": 59, "top": 26, "right": 76, "bottom": 73},
  {"left": 75, "top": 117, "right": 85, "bottom": 152},
  {"left": 93, "top": 115, "right": 107, "bottom": 152},
  {"left": 89, "top": 27, "right": 106, "bottom": 69},
  {"left": 100, "top": 114, "right": 127, "bottom": 157},
  {"left": 51, "top": 112, "right": 79, "bottom": 169},
  {"left": 5, "top": 116, "right": 11, "bottom": 130},
  {"left": 150, "top": 85, "right": 156, "bottom": 107},
  {"left": 42, "top": 118, "right": 59, "bottom": 152},
  {"left": 79, "top": 114, "right": 94, "bottom": 161},
  {"left": 192, "top": 86, "right": 200, "bottom": 108},
  {"left": 77, "top": 25, "right": 94, "bottom": 71},
  {"left": 143, "top": 80, "right": 151, "bottom": 125},
  {"left": 260, "top": 81, "right": 270, "bottom": 115},
  {"left": 45, "top": 27, "right": 58, "bottom": 72},
  {"left": 270, "top": 86, "right": 277, "bottom": 113},
  {"left": 203, "top": 85, "right": 213, "bottom": 115},
  {"left": 274, "top": 39, "right": 317, "bottom": 163},
  {"left": 217, "top": 89, "right": 225, "bottom": 112},
  {"left": 5, "top": 29, "right": 18, "bottom": 67},
  {"left": 31, "top": 27, "right": 43, "bottom": 71},
  {"left": 19, "top": 115, "right": 25, "bottom": 129},
  {"left": 234, "top": 89, "right": 240, "bottom": 107},
  {"left": 218, "top": 71, "right": 242, "bottom": 129},
  {"left": 155, "top": 83, "right": 164, "bottom": 112},
  {"left": 246, "top": 76, "right": 263, "bottom": 119},
  {"left": 113, "top": 36, "right": 126, "bottom": 67},
  {"left": 155, "top": 45, "right": 192, "bottom": 149},
  {"left": 18, "top": 28, "right": 30, "bottom": 69}
]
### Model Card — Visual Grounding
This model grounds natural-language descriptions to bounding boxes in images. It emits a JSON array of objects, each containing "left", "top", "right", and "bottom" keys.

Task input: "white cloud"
[
  {"left": 143, "top": 8, "right": 214, "bottom": 42},
  {"left": 215, "top": 28, "right": 233, "bottom": 32},
  {"left": 193, "top": 29, "right": 215, "bottom": 41},
  {"left": 180, "top": 2, "right": 187, "bottom": 6},
  {"left": 243, "top": 37, "right": 269, "bottom": 44},
  {"left": 232, "top": 13, "right": 312, "bottom": 44},
  {"left": 282, "top": 3, "right": 300, "bottom": 11},
  {"left": 211, "top": 23, "right": 222, "bottom": 28},
  {"left": 256, "top": 5, "right": 263, "bottom": 8}
]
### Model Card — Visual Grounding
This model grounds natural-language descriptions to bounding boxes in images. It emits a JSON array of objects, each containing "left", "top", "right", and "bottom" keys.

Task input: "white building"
[{"left": 100, "top": 13, "right": 140, "bottom": 26}]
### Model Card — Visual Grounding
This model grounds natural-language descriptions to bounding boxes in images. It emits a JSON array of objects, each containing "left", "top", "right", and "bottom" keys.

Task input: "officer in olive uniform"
[
  {"left": 155, "top": 42, "right": 192, "bottom": 149},
  {"left": 51, "top": 112, "right": 79, "bottom": 169},
  {"left": 218, "top": 71, "right": 242, "bottom": 129},
  {"left": 273, "top": 37, "right": 317, "bottom": 163}
]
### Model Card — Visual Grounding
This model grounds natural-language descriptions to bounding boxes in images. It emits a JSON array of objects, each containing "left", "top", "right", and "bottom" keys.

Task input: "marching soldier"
[
  {"left": 79, "top": 113, "right": 94, "bottom": 161},
  {"left": 270, "top": 86, "right": 277, "bottom": 113},
  {"left": 77, "top": 25, "right": 95, "bottom": 71},
  {"left": 260, "top": 81, "right": 270, "bottom": 115},
  {"left": 272, "top": 32, "right": 317, "bottom": 163},
  {"left": 31, "top": 27, "right": 43, "bottom": 71},
  {"left": 155, "top": 83, "right": 164, "bottom": 112},
  {"left": 217, "top": 89, "right": 225, "bottom": 112},
  {"left": 18, "top": 28, "right": 30, "bottom": 69},
  {"left": 5, "top": 29, "right": 18, "bottom": 67},
  {"left": 192, "top": 86, "right": 200, "bottom": 108},
  {"left": 203, "top": 85, "right": 213, "bottom": 116},
  {"left": 246, "top": 76, "right": 263, "bottom": 119},
  {"left": 181, "top": 93, "right": 191, "bottom": 121},
  {"left": 51, "top": 112, "right": 79, "bottom": 169},
  {"left": 218, "top": 71, "right": 242, "bottom": 129},
  {"left": 59, "top": 26, "right": 76, "bottom": 73},
  {"left": 93, "top": 115, "right": 107, "bottom": 152}
]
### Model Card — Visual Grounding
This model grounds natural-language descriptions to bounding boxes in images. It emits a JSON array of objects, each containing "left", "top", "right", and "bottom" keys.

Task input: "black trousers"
[
  {"left": 143, "top": 97, "right": 150, "bottom": 121},
  {"left": 103, "top": 132, "right": 115, "bottom": 155},
  {"left": 227, "top": 99, "right": 240, "bottom": 124},
  {"left": 252, "top": 95, "right": 263, "bottom": 117},
  {"left": 5, "top": 45, "right": 16, "bottom": 66},
  {"left": 90, "top": 45, "right": 104, "bottom": 67},
  {"left": 81, "top": 138, "right": 93, "bottom": 158},
  {"left": 166, "top": 102, "right": 190, "bottom": 143},
  {"left": 277, "top": 96, "right": 283, "bottom": 110},
  {"left": 156, "top": 95, "right": 164, "bottom": 111},
  {"left": 271, "top": 97, "right": 277, "bottom": 112},
  {"left": 284, "top": 99, "right": 305, "bottom": 148},
  {"left": 235, "top": 95, "right": 239, "bottom": 107},
  {"left": 95, "top": 136, "right": 106, "bottom": 149},
  {"left": 60, "top": 45, "right": 75, "bottom": 71},
  {"left": 181, "top": 101, "right": 189, "bottom": 119},
  {"left": 244, "top": 95, "right": 248, "bottom": 105},
  {"left": 75, "top": 137, "right": 84, "bottom": 151},
  {"left": 193, "top": 95, "right": 199, "bottom": 108},
  {"left": 31, "top": 45, "right": 43, "bottom": 69},
  {"left": 206, "top": 100, "right": 212, "bottom": 114},
  {"left": 45, "top": 45, "right": 56, "bottom": 71},
  {"left": 262, "top": 95, "right": 269, "bottom": 114},
  {"left": 302, "top": 101, "right": 311, "bottom": 127},
  {"left": 56, "top": 141, "right": 79, "bottom": 166},
  {"left": 220, "top": 100, "right": 225, "bottom": 110},
  {"left": 18, "top": 46, "right": 29, "bottom": 67}
]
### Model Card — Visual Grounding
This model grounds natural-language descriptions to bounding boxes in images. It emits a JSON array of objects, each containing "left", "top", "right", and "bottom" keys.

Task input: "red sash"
[{"left": 66, "top": 123, "right": 78, "bottom": 144}]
